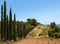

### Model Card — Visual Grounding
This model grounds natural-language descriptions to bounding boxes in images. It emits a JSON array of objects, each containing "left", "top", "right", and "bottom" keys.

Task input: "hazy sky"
[{"left": 0, "top": 0, "right": 60, "bottom": 24}]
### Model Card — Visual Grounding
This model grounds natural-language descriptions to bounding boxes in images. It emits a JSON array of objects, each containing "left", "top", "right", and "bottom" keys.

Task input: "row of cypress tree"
[
  {"left": 1, "top": 1, "right": 17, "bottom": 41},
  {"left": 0, "top": 0, "right": 36, "bottom": 42}
]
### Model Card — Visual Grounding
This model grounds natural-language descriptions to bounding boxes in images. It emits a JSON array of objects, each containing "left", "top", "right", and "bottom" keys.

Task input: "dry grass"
[{"left": 26, "top": 25, "right": 49, "bottom": 39}]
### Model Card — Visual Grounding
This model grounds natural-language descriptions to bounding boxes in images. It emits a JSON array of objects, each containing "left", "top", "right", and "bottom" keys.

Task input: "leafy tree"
[
  {"left": 48, "top": 22, "right": 60, "bottom": 38},
  {"left": 27, "top": 18, "right": 30, "bottom": 23},
  {"left": 50, "top": 22, "right": 56, "bottom": 29},
  {"left": 27, "top": 18, "right": 37, "bottom": 26},
  {"left": 48, "top": 28, "right": 54, "bottom": 38},
  {"left": 31, "top": 19, "right": 36, "bottom": 26}
]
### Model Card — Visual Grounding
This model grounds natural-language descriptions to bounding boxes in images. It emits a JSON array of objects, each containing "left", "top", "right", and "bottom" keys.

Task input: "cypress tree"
[
  {"left": 23, "top": 24, "right": 26, "bottom": 37},
  {"left": 6, "top": 15, "right": 9, "bottom": 40},
  {"left": 17, "top": 21, "right": 20, "bottom": 38},
  {"left": 4, "top": 0, "right": 7, "bottom": 41},
  {"left": 1, "top": 5, "right": 4, "bottom": 41},
  {"left": 9, "top": 8, "right": 12, "bottom": 41},
  {"left": 17, "top": 21, "right": 23, "bottom": 38},
  {"left": 21, "top": 23, "right": 23, "bottom": 38},
  {"left": 13, "top": 14, "right": 16, "bottom": 41}
]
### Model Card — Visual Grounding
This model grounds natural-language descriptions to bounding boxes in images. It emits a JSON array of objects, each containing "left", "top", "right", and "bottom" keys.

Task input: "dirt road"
[{"left": 11, "top": 39, "right": 60, "bottom": 44}]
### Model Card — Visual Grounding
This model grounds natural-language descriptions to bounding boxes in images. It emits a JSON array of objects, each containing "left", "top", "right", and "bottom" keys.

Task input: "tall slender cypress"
[
  {"left": 4, "top": 0, "right": 7, "bottom": 41},
  {"left": 13, "top": 14, "right": 16, "bottom": 41},
  {"left": 23, "top": 24, "right": 26, "bottom": 37},
  {"left": 17, "top": 21, "right": 20, "bottom": 38},
  {"left": 9, "top": 8, "right": 12, "bottom": 41},
  {"left": 1, "top": 5, "right": 4, "bottom": 41},
  {"left": 22, "top": 23, "right": 23, "bottom": 38},
  {"left": 6, "top": 15, "right": 9, "bottom": 40}
]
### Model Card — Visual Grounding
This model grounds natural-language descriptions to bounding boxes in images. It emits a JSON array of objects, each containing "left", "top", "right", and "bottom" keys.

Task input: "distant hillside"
[{"left": 26, "top": 25, "right": 49, "bottom": 39}]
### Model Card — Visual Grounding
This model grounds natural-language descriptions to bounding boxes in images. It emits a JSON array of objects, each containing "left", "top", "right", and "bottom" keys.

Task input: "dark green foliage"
[
  {"left": 13, "top": 14, "right": 17, "bottom": 41},
  {"left": 9, "top": 8, "right": 13, "bottom": 41},
  {"left": 23, "top": 23, "right": 34, "bottom": 37},
  {"left": 48, "top": 22, "right": 60, "bottom": 38},
  {"left": 48, "top": 28, "right": 54, "bottom": 38},
  {"left": 22, "top": 23, "right": 26, "bottom": 38},
  {"left": 50, "top": 22, "right": 56, "bottom": 29},
  {"left": 0, "top": 0, "right": 18, "bottom": 41},
  {"left": 6, "top": 15, "right": 9, "bottom": 40},
  {"left": 1, "top": 5, "right": 4, "bottom": 41},
  {"left": 17, "top": 21, "right": 24, "bottom": 38},
  {"left": 53, "top": 26, "right": 60, "bottom": 38},
  {"left": 4, "top": 0, "right": 7, "bottom": 41},
  {"left": 17, "top": 21, "right": 35, "bottom": 38},
  {"left": 27, "top": 18, "right": 37, "bottom": 26}
]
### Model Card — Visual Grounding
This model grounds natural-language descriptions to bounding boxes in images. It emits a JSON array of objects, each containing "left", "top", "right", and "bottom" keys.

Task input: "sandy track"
[{"left": 11, "top": 39, "right": 60, "bottom": 44}]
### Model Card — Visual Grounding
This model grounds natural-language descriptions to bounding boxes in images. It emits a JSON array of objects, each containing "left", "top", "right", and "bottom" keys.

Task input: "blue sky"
[{"left": 0, "top": 0, "right": 60, "bottom": 24}]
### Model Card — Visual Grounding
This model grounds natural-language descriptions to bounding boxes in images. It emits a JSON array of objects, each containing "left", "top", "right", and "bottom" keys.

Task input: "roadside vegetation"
[{"left": 48, "top": 22, "right": 60, "bottom": 38}]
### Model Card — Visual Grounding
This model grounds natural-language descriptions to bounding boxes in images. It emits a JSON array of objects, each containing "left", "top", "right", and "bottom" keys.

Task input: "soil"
[{"left": 11, "top": 39, "right": 60, "bottom": 44}]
